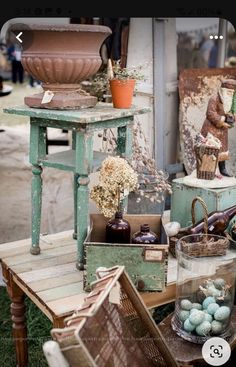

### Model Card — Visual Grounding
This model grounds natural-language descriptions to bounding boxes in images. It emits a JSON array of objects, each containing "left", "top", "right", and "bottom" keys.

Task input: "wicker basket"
[
  {"left": 194, "top": 145, "right": 219, "bottom": 180},
  {"left": 169, "top": 197, "right": 229, "bottom": 257}
]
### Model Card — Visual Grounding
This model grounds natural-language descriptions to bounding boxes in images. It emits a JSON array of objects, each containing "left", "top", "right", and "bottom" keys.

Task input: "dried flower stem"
[{"left": 97, "top": 117, "right": 172, "bottom": 205}]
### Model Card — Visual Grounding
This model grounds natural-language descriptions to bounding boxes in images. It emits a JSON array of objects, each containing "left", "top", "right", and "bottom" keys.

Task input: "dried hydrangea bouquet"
[
  {"left": 90, "top": 118, "right": 172, "bottom": 218},
  {"left": 90, "top": 156, "right": 138, "bottom": 218}
]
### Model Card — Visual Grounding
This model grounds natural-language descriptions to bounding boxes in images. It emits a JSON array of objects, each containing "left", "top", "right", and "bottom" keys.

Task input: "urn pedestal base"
[{"left": 25, "top": 92, "right": 97, "bottom": 110}]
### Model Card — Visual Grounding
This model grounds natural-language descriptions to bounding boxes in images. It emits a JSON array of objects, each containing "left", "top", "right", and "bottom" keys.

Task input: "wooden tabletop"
[
  {"left": 0, "top": 230, "right": 177, "bottom": 322},
  {"left": 3, "top": 103, "right": 151, "bottom": 123},
  {"left": 159, "top": 308, "right": 236, "bottom": 365}
]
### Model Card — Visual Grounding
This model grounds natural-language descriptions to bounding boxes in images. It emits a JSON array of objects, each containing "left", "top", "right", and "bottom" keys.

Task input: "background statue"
[{"left": 201, "top": 79, "right": 236, "bottom": 176}]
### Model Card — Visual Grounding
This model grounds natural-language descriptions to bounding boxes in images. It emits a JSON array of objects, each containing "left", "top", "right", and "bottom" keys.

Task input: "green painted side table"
[{"left": 4, "top": 102, "right": 150, "bottom": 269}]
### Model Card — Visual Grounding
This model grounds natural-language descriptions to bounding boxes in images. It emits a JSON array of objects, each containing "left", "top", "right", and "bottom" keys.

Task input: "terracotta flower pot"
[
  {"left": 109, "top": 79, "right": 135, "bottom": 109},
  {"left": 17, "top": 24, "right": 111, "bottom": 109}
]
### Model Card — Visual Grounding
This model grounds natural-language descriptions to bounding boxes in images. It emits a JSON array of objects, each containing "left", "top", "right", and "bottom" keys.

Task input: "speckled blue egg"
[
  {"left": 207, "top": 303, "right": 220, "bottom": 315},
  {"left": 189, "top": 310, "right": 205, "bottom": 325},
  {"left": 183, "top": 318, "right": 195, "bottom": 332},
  {"left": 211, "top": 320, "right": 223, "bottom": 335},
  {"left": 204, "top": 313, "right": 213, "bottom": 323},
  {"left": 191, "top": 303, "right": 202, "bottom": 310},
  {"left": 213, "top": 278, "right": 225, "bottom": 290},
  {"left": 179, "top": 310, "right": 190, "bottom": 321},
  {"left": 196, "top": 321, "right": 211, "bottom": 336},
  {"left": 202, "top": 296, "right": 216, "bottom": 309},
  {"left": 214, "top": 306, "right": 230, "bottom": 321},
  {"left": 190, "top": 308, "right": 199, "bottom": 314},
  {"left": 180, "top": 299, "right": 192, "bottom": 311}
]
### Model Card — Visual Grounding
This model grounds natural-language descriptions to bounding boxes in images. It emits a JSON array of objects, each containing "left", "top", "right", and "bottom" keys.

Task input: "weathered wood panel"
[
  {"left": 37, "top": 282, "right": 84, "bottom": 303},
  {"left": 47, "top": 293, "right": 87, "bottom": 315},
  {"left": 12, "top": 252, "right": 76, "bottom": 273},
  {"left": 18, "top": 262, "right": 77, "bottom": 283},
  {"left": 4, "top": 244, "right": 75, "bottom": 267},
  {"left": 29, "top": 272, "right": 83, "bottom": 292},
  {"left": 4, "top": 103, "right": 150, "bottom": 124}
]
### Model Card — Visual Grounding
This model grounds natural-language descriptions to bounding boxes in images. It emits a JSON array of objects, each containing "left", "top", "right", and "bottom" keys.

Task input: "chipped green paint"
[
  {"left": 29, "top": 123, "right": 46, "bottom": 165},
  {"left": 117, "top": 124, "right": 133, "bottom": 159},
  {"left": 73, "top": 173, "right": 79, "bottom": 239},
  {"left": 117, "top": 124, "right": 133, "bottom": 209},
  {"left": 75, "top": 131, "right": 93, "bottom": 174},
  {"left": 4, "top": 103, "right": 150, "bottom": 264},
  {"left": 4, "top": 102, "right": 151, "bottom": 124},
  {"left": 31, "top": 165, "right": 42, "bottom": 254},
  {"left": 76, "top": 176, "right": 90, "bottom": 267},
  {"left": 171, "top": 177, "right": 236, "bottom": 227},
  {"left": 84, "top": 244, "right": 168, "bottom": 292}
]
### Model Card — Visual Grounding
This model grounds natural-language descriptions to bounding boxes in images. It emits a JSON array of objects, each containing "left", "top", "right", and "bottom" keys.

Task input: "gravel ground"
[{"left": 0, "top": 83, "right": 99, "bottom": 246}]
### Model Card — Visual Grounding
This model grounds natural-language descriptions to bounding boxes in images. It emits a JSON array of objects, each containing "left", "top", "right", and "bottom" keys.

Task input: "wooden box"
[
  {"left": 83, "top": 214, "right": 169, "bottom": 292},
  {"left": 170, "top": 178, "right": 236, "bottom": 227}
]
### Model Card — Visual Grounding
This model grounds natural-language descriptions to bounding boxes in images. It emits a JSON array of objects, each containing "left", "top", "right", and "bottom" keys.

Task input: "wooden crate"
[
  {"left": 170, "top": 178, "right": 236, "bottom": 227},
  {"left": 83, "top": 214, "right": 169, "bottom": 292}
]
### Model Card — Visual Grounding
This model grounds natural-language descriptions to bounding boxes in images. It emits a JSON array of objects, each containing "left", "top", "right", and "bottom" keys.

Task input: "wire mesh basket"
[{"left": 51, "top": 266, "right": 178, "bottom": 367}]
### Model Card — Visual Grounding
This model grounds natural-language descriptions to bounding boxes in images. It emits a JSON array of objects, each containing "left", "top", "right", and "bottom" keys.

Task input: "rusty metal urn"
[{"left": 19, "top": 24, "right": 111, "bottom": 109}]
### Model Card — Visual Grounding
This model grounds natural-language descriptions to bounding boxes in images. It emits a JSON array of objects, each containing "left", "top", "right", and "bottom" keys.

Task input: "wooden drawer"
[{"left": 84, "top": 214, "right": 169, "bottom": 292}]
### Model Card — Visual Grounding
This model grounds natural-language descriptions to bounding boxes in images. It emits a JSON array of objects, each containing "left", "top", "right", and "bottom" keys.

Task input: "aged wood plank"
[
  {"left": 13, "top": 275, "right": 54, "bottom": 322},
  {"left": 0, "top": 230, "right": 73, "bottom": 254},
  {"left": 12, "top": 252, "right": 77, "bottom": 273},
  {"left": 47, "top": 293, "right": 87, "bottom": 316},
  {"left": 37, "top": 282, "right": 84, "bottom": 303},
  {"left": 29, "top": 272, "right": 82, "bottom": 292},
  {"left": 0, "top": 243, "right": 32, "bottom": 259},
  {"left": 4, "top": 244, "right": 76, "bottom": 266},
  {"left": 0, "top": 238, "right": 31, "bottom": 253},
  {"left": 4, "top": 103, "right": 150, "bottom": 124},
  {"left": 18, "top": 262, "right": 78, "bottom": 283},
  {"left": 0, "top": 237, "right": 74, "bottom": 258}
]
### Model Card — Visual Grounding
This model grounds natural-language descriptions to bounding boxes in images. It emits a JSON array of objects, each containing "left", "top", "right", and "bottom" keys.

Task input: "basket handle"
[{"left": 191, "top": 196, "right": 208, "bottom": 234}]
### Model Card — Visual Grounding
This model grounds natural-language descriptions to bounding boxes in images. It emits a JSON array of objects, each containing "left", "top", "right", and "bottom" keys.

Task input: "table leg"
[
  {"left": 4, "top": 269, "right": 28, "bottom": 367},
  {"left": 73, "top": 173, "right": 79, "bottom": 240},
  {"left": 53, "top": 317, "right": 65, "bottom": 328},
  {"left": 117, "top": 123, "right": 133, "bottom": 210},
  {"left": 29, "top": 122, "right": 46, "bottom": 255},
  {"left": 31, "top": 165, "right": 43, "bottom": 255},
  {"left": 75, "top": 131, "right": 93, "bottom": 270},
  {"left": 117, "top": 123, "right": 133, "bottom": 159}
]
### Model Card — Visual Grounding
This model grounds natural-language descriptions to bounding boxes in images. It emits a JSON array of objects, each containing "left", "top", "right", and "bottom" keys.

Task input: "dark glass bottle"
[
  {"left": 106, "top": 211, "right": 131, "bottom": 244},
  {"left": 231, "top": 224, "right": 236, "bottom": 241},
  {"left": 131, "top": 224, "right": 160, "bottom": 244},
  {"left": 180, "top": 205, "right": 236, "bottom": 236}
]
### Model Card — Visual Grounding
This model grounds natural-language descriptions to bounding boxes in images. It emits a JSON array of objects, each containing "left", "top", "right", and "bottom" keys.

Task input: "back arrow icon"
[{"left": 16, "top": 32, "right": 23, "bottom": 43}]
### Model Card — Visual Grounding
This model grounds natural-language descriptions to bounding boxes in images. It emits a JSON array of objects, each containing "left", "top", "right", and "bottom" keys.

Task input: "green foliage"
[{"left": 87, "top": 60, "right": 147, "bottom": 101}]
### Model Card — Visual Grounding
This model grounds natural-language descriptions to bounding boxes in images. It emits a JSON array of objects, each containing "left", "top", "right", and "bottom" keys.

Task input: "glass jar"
[
  {"left": 131, "top": 224, "right": 159, "bottom": 244},
  {"left": 171, "top": 234, "right": 236, "bottom": 344},
  {"left": 105, "top": 211, "right": 131, "bottom": 244}
]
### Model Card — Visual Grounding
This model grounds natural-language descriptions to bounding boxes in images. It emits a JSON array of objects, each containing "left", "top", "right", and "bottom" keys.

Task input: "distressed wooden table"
[
  {"left": 0, "top": 231, "right": 177, "bottom": 367},
  {"left": 4, "top": 103, "right": 150, "bottom": 269}
]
